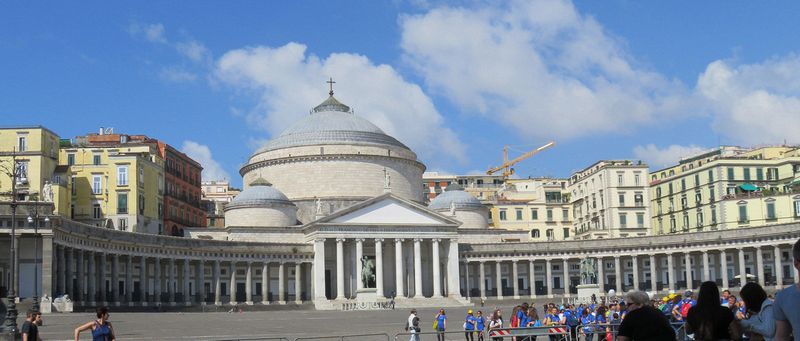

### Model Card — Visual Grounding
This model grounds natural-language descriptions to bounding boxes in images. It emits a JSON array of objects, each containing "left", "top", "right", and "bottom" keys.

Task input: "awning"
[
  {"left": 739, "top": 183, "right": 758, "bottom": 191},
  {"left": 788, "top": 178, "right": 800, "bottom": 187}
]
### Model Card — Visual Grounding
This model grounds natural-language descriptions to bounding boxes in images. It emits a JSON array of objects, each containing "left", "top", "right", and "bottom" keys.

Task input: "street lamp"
[
  {"left": 1, "top": 148, "right": 20, "bottom": 338},
  {"left": 27, "top": 200, "right": 48, "bottom": 314}
]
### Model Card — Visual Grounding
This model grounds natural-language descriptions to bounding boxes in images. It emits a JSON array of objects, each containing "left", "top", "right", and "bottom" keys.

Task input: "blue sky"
[{"left": 2, "top": 1, "right": 800, "bottom": 188}]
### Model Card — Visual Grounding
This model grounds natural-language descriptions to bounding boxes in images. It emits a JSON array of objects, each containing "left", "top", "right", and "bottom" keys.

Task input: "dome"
[
  {"left": 254, "top": 95, "right": 410, "bottom": 153},
  {"left": 429, "top": 184, "right": 485, "bottom": 211},
  {"left": 226, "top": 178, "right": 293, "bottom": 209}
]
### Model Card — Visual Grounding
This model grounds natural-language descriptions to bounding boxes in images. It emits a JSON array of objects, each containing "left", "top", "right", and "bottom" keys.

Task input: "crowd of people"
[{"left": 403, "top": 238, "right": 800, "bottom": 341}]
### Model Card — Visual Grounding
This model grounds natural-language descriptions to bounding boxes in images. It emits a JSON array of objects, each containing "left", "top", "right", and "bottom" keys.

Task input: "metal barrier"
[
  {"left": 215, "top": 338, "right": 291, "bottom": 341},
  {"left": 574, "top": 323, "right": 620, "bottom": 341},
  {"left": 488, "top": 325, "right": 572, "bottom": 340},
  {"left": 295, "top": 332, "right": 391, "bottom": 341},
  {"left": 394, "top": 330, "right": 485, "bottom": 340}
]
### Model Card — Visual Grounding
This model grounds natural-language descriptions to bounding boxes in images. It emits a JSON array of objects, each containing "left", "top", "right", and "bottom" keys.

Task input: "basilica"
[{"left": 11, "top": 91, "right": 800, "bottom": 311}]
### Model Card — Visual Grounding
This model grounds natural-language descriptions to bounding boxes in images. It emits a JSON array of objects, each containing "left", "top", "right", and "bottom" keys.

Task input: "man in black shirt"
[
  {"left": 21, "top": 309, "right": 41, "bottom": 341},
  {"left": 618, "top": 291, "right": 676, "bottom": 341}
]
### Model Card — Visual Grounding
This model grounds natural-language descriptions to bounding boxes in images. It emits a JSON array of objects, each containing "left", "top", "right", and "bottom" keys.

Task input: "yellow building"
[
  {"left": 59, "top": 133, "right": 165, "bottom": 234},
  {"left": 489, "top": 178, "right": 573, "bottom": 241},
  {"left": 0, "top": 126, "right": 61, "bottom": 201},
  {"left": 650, "top": 146, "right": 800, "bottom": 234}
]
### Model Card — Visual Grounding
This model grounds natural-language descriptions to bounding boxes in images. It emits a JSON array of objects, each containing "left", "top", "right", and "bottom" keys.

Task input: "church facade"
[{"left": 3, "top": 92, "right": 800, "bottom": 311}]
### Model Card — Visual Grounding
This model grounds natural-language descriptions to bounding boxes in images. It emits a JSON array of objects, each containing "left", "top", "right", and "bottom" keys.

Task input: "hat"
[
  {"left": 662, "top": 297, "right": 669, "bottom": 302},
  {"left": 468, "top": 310, "right": 473, "bottom": 314}
]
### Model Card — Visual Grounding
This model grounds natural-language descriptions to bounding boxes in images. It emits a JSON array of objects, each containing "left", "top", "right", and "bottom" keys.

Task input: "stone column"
[
  {"left": 546, "top": 259, "right": 553, "bottom": 297},
  {"left": 65, "top": 248, "right": 74, "bottom": 298},
  {"left": 183, "top": 258, "right": 191, "bottom": 306},
  {"left": 512, "top": 260, "right": 520, "bottom": 299},
  {"left": 432, "top": 239, "right": 442, "bottom": 298},
  {"left": 738, "top": 248, "right": 746, "bottom": 288},
  {"left": 336, "top": 238, "right": 345, "bottom": 300},
  {"left": 720, "top": 250, "right": 729, "bottom": 289},
  {"left": 464, "top": 262, "right": 471, "bottom": 298},
  {"left": 614, "top": 256, "right": 622, "bottom": 293},
  {"left": 229, "top": 261, "right": 237, "bottom": 305},
  {"left": 355, "top": 238, "right": 364, "bottom": 292},
  {"left": 775, "top": 246, "right": 784, "bottom": 289},
  {"left": 649, "top": 255, "right": 657, "bottom": 293},
  {"left": 529, "top": 260, "right": 536, "bottom": 298},
  {"left": 278, "top": 261, "right": 286, "bottom": 304},
  {"left": 495, "top": 261, "right": 503, "bottom": 299},
  {"left": 413, "top": 238, "right": 423, "bottom": 298},
  {"left": 154, "top": 258, "right": 161, "bottom": 305},
  {"left": 213, "top": 260, "right": 221, "bottom": 306},
  {"left": 88, "top": 251, "right": 96, "bottom": 306},
  {"left": 140, "top": 256, "right": 148, "bottom": 306},
  {"left": 168, "top": 258, "right": 176, "bottom": 305},
  {"left": 685, "top": 252, "right": 693, "bottom": 291},
  {"left": 111, "top": 254, "right": 119, "bottom": 306},
  {"left": 394, "top": 239, "right": 404, "bottom": 298},
  {"left": 125, "top": 255, "right": 133, "bottom": 305},
  {"left": 56, "top": 246, "right": 65, "bottom": 296},
  {"left": 262, "top": 261, "right": 270, "bottom": 304},
  {"left": 756, "top": 247, "right": 765, "bottom": 287},
  {"left": 667, "top": 253, "right": 675, "bottom": 292},
  {"left": 294, "top": 263, "right": 302, "bottom": 303},
  {"left": 313, "top": 238, "right": 325, "bottom": 301},
  {"left": 632, "top": 255, "right": 640, "bottom": 291},
  {"left": 446, "top": 239, "right": 461, "bottom": 298},
  {"left": 702, "top": 251, "right": 710, "bottom": 281},
  {"left": 562, "top": 258, "right": 570, "bottom": 297},
  {"left": 99, "top": 253, "right": 107, "bottom": 305},
  {"left": 244, "top": 262, "right": 253, "bottom": 305},
  {"left": 197, "top": 259, "right": 205, "bottom": 304},
  {"left": 375, "top": 239, "right": 384, "bottom": 297},
  {"left": 41, "top": 236, "right": 53, "bottom": 300},
  {"left": 76, "top": 249, "right": 85, "bottom": 304},
  {"left": 479, "top": 261, "right": 486, "bottom": 299}
]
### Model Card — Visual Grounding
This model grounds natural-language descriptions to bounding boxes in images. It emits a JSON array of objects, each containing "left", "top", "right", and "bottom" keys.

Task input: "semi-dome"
[
  {"left": 226, "top": 178, "right": 292, "bottom": 209},
  {"left": 429, "top": 184, "right": 485, "bottom": 211},
  {"left": 224, "top": 178, "right": 297, "bottom": 228},
  {"left": 255, "top": 94, "right": 410, "bottom": 153}
]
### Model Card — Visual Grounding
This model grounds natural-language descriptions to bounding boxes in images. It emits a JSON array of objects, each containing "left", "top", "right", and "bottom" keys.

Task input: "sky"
[{"left": 2, "top": 1, "right": 800, "bottom": 188}]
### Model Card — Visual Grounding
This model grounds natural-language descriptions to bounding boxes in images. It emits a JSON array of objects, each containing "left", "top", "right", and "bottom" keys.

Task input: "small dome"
[
  {"left": 227, "top": 178, "right": 293, "bottom": 208},
  {"left": 429, "top": 185, "right": 484, "bottom": 211}
]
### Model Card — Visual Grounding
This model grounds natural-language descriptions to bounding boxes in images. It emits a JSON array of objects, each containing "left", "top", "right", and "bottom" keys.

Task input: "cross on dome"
[{"left": 327, "top": 77, "right": 336, "bottom": 96}]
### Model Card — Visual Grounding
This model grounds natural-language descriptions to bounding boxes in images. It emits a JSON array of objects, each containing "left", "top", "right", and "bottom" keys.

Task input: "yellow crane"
[{"left": 486, "top": 141, "right": 556, "bottom": 179}]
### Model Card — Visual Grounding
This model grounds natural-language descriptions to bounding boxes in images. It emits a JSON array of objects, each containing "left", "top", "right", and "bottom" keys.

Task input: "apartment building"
[{"left": 489, "top": 177, "right": 573, "bottom": 241}]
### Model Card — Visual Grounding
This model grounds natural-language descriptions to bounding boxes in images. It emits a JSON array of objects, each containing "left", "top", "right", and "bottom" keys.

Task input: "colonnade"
[
  {"left": 463, "top": 243, "right": 799, "bottom": 300},
  {"left": 53, "top": 245, "right": 310, "bottom": 307}
]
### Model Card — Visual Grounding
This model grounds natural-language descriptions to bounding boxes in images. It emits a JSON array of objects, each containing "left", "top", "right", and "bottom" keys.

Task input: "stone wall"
[{"left": 225, "top": 205, "right": 297, "bottom": 228}]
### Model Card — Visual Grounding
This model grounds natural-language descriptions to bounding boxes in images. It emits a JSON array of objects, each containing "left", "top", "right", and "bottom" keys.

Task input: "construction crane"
[{"left": 486, "top": 141, "right": 556, "bottom": 179}]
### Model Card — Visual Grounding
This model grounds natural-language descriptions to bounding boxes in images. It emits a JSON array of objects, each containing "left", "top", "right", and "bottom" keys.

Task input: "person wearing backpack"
[
  {"left": 564, "top": 306, "right": 580, "bottom": 340},
  {"left": 407, "top": 309, "right": 421, "bottom": 341}
]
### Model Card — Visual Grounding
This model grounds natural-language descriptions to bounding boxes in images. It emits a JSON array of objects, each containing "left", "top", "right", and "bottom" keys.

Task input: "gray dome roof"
[
  {"left": 226, "top": 179, "right": 294, "bottom": 209},
  {"left": 429, "top": 185, "right": 485, "bottom": 211},
  {"left": 255, "top": 95, "right": 410, "bottom": 153}
]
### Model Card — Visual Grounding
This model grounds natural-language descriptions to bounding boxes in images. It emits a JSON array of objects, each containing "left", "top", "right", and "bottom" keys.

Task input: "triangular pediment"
[{"left": 311, "top": 194, "right": 460, "bottom": 226}]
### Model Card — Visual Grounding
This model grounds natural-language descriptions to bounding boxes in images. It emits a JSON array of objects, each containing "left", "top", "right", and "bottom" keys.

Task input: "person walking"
[
  {"left": 776, "top": 239, "right": 800, "bottom": 341},
  {"left": 74, "top": 306, "right": 116, "bottom": 341},
  {"left": 407, "top": 309, "right": 421, "bottom": 341},
  {"left": 465, "top": 309, "right": 478, "bottom": 341},
  {"left": 476, "top": 310, "right": 487, "bottom": 341},
  {"left": 435, "top": 309, "right": 447, "bottom": 341},
  {"left": 21, "top": 310, "right": 41, "bottom": 341},
  {"left": 685, "top": 281, "right": 742, "bottom": 341},
  {"left": 738, "top": 282, "right": 775, "bottom": 340}
]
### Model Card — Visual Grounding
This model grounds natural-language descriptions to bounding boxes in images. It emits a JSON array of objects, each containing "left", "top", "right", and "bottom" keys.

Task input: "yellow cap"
[
  {"left": 468, "top": 310, "right": 473, "bottom": 314},
  {"left": 662, "top": 297, "right": 669, "bottom": 302}
]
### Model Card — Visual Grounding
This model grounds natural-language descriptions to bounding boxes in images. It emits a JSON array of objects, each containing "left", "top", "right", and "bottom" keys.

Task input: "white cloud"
[
  {"left": 159, "top": 67, "right": 198, "bottom": 82},
  {"left": 633, "top": 144, "right": 709, "bottom": 169},
  {"left": 128, "top": 22, "right": 168, "bottom": 44},
  {"left": 176, "top": 40, "right": 211, "bottom": 64},
  {"left": 399, "top": 0, "right": 687, "bottom": 142},
  {"left": 180, "top": 141, "right": 230, "bottom": 181},
  {"left": 696, "top": 55, "right": 800, "bottom": 145},
  {"left": 213, "top": 42, "right": 467, "bottom": 164}
]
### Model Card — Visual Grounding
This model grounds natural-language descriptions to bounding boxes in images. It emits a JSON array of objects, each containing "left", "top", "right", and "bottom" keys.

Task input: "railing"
[{"left": 295, "top": 333, "right": 390, "bottom": 341}]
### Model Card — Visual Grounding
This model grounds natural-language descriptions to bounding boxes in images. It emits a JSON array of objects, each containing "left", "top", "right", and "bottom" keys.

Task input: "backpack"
[
  {"left": 680, "top": 302, "right": 692, "bottom": 318},
  {"left": 566, "top": 312, "right": 580, "bottom": 326}
]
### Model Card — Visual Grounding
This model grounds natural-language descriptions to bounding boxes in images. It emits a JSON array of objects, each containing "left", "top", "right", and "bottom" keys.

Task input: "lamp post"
[
  {"left": 2, "top": 148, "right": 20, "bottom": 337},
  {"left": 27, "top": 199, "right": 49, "bottom": 314}
]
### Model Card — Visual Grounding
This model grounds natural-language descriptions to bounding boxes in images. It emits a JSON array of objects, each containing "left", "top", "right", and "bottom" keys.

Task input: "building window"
[
  {"left": 711, "top": 209, "right": 717, "bottom": 224},
  {"left": 618, "top": 193, "right": 625, "bottom": 206},
  {"left": 618, "top": 173, "right": 624, "bottom": 186},
  {"left": 795, "top": 200, "right": 800, "bottom": 217},
  {"left": 562, "top": 209, "right": 569, "bottom": 221},
  {"left": 766, "top": 201, "right": 776, "bottom": 220},
  {"left": 92, "top": 175, "right": 102, "bottom": 194},
  {"left": 546, "top": 209, "right": 553, "bottom": 221},
  {"left": 681, "top": 179, "right": 686, "bottom": 191},
  {"left": 634, "top": 193, "right": 644, "bottom": 207},
  {"left": 619, "top": 214, "right": 627, "bottom": 228},
  {"left": 138, "top": 167, "right": 144, "bottom": 187},
  {"left": 681, "top": 196, "right": 688, "bottom": 209},
  {"left": 727, "top": 167, "right": 735, "bottom": 180},
  {"left": 637, "top": 213, "right": 644, "bottom": 228},
  {"left": 670, "top": 218, "right": 676, "bottom": 233},
  {"left": 71, "top": 176, "right": 77, "bottom": 195},
  {"left": 67, "top": 153, "right": 75, "bottom": 166},
  {"left": 546, "top": 229, "right": 554, "bottom": 240},
  {"left": 708, "top": 170, "right": 714, "bottom": 182},
  {"left": 117, "top": 166, "right": 128, "bottom": 186},
  {"left": 17, "top": 136, "right": 27, "bottom": 152},
  {"left": 695, "top": 191, "right": 702, "bottom": 204},
  {"left": 738, "top": 204, "right": 748, "bottom": 223},
  {"left": 530, "top": 209, "right": 538, "bottom": 220},
  {"left": 92, "top": 204, "right": 102, "bottom": 219},
  {"left": 768, "top": 168, "right": 779, "bottom": 180},
  {"left": 683, "top": 214, "right": 689, "bottom": 231},
  {"left": 697, "top": 212, "right": 704, "bottom": 227},
  {"left": 634, "top": 174, "right": 641, "bottom": 186},
  {"left": 515, "top": 209, "right": 523, "bottom": 220},
  {"left": 743, "top": 168, "right": 751, "bottom": 181},
  {"left": 756, "top": 168, "right": 764, "bottom": 181},
  {"left": 93, "top": 154, "right": 101, "bottom": 166},
  {"left": 117, "top": 193, "right": 128, "bottom": 214},
  {"left": 139, "top": 194, "right": 145, "bottom": 215},
  {"left": 563, "top": 228, "right": 570, "bottom": 238},
  {"left": 118, "top": 218, "right": 128, "bottom": 231},
  {"left": 531, "top": 229, "right": 540, "bottom": 238},
  {"left": 694, "top": 174, "right": 700, "bottom": 187},
  {"left": 499, "top": 210, "right": 507, "bottom": 221},
  {"left": 656, "top": 187, "right": 662, "bottom": 198}
]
